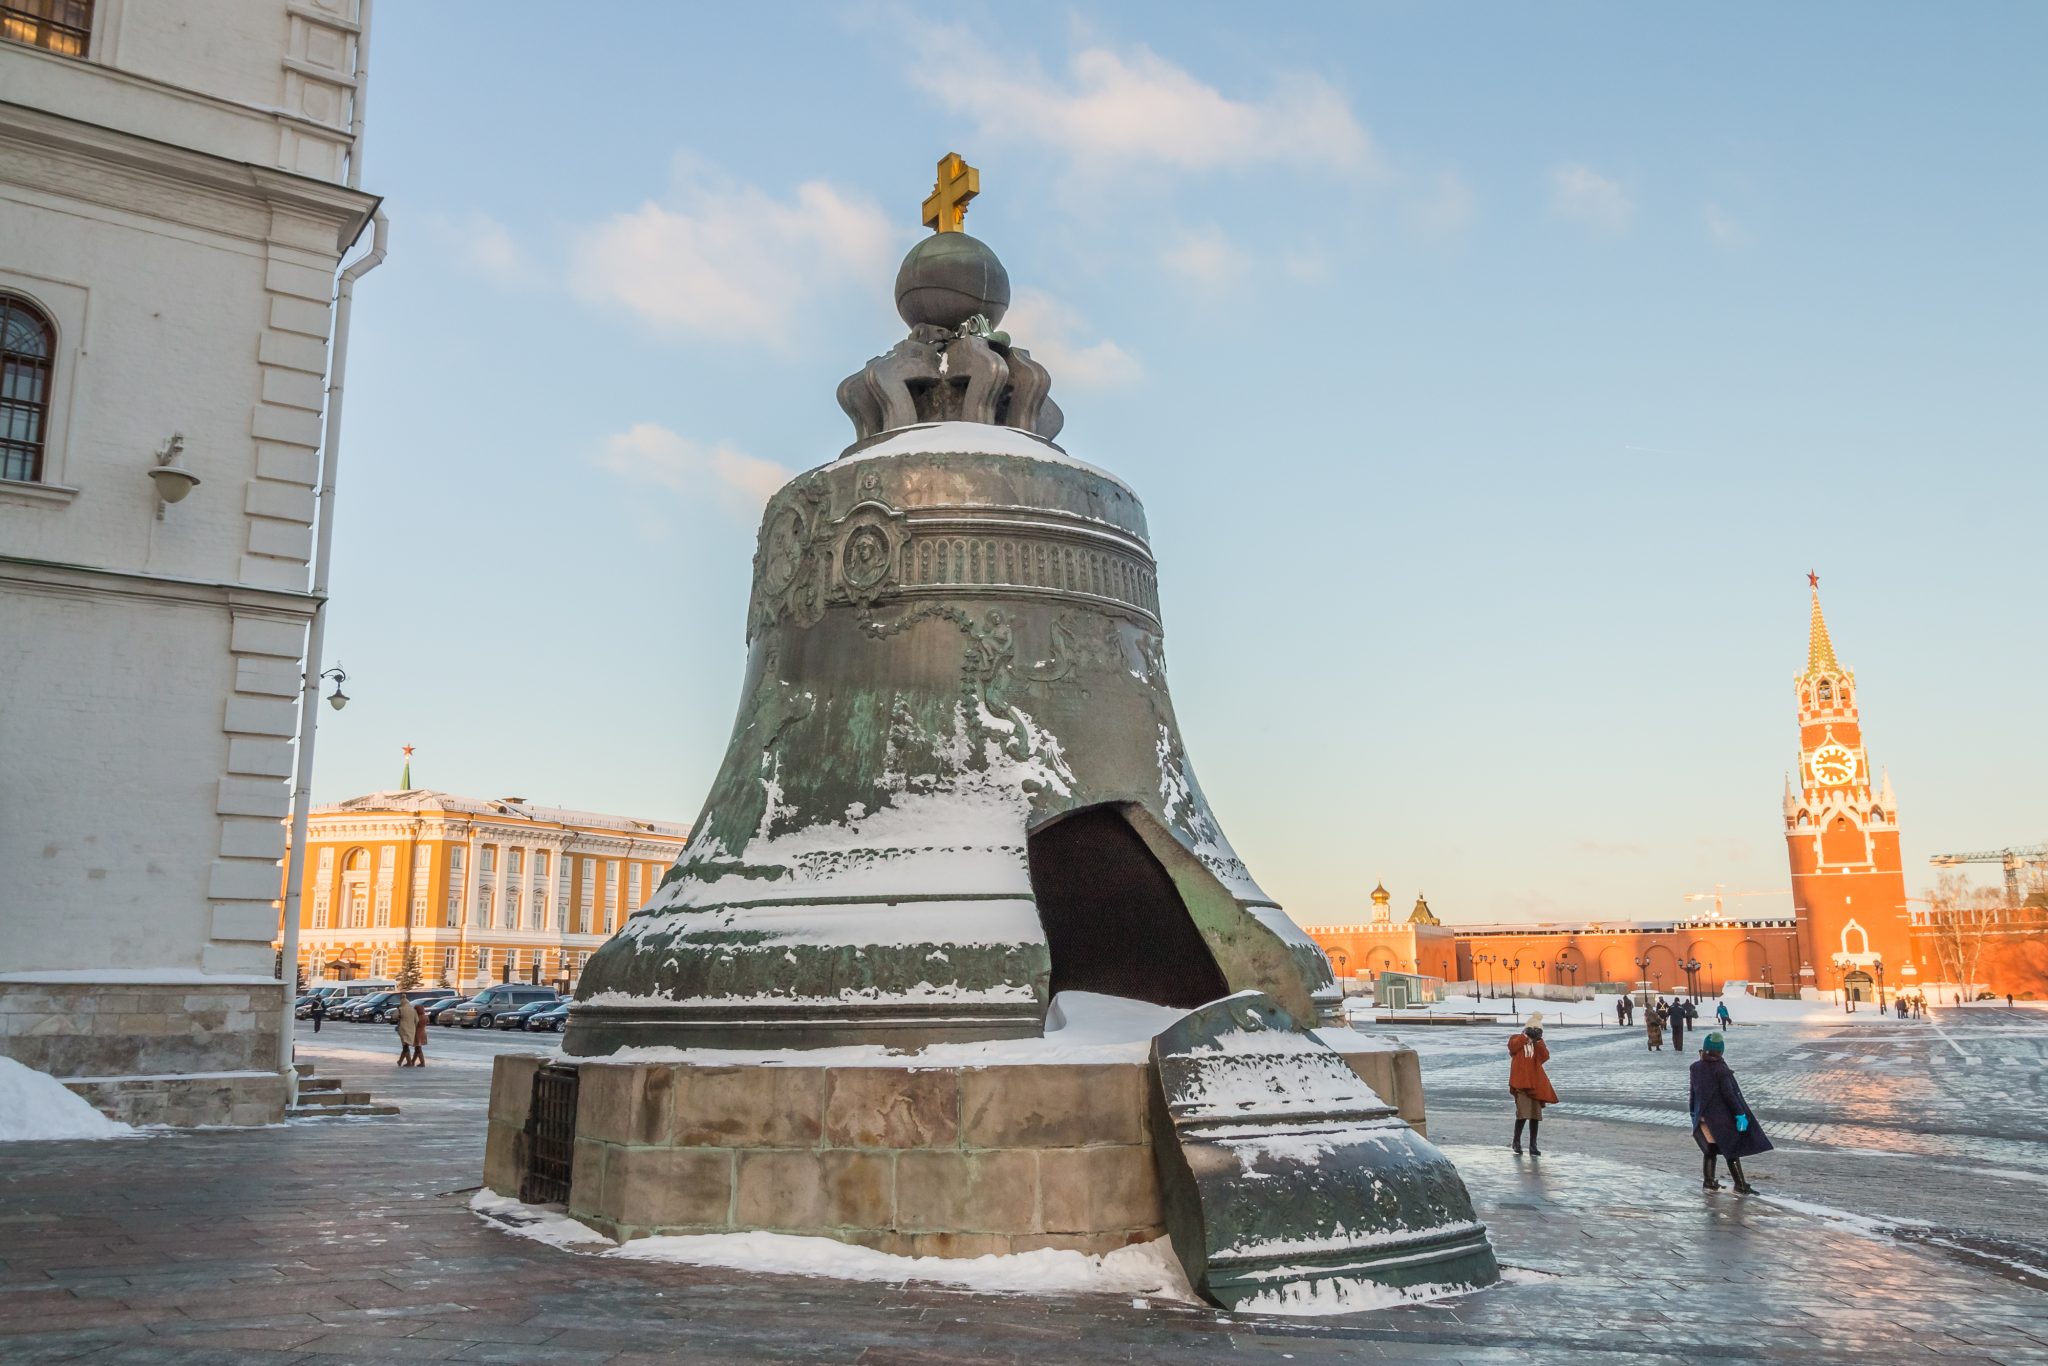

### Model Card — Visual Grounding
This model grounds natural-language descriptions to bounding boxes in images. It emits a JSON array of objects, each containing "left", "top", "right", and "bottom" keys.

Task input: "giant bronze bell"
[{"left": 566, "top": 173, "right": 1336, "bottom": 1056}]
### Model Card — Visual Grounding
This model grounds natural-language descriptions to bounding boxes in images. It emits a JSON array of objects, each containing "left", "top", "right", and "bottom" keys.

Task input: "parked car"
[
  {"left": 494, "top": 998, "right": 560, "bottom": 1031},
  {"left": 336, "top": 991, "right": 398, "bottom": 1022},
  {"left": 524, "top": 1001, "right": 572, "bottom": 1032},
  {"left": 297, "top": 981, "right": 395, "bottom": 1016},
  {"left": 367, "top": 988, "right": 457, "bottom": 1023},
  {"left": 442, "top": 985, "right": 558, "bottom": 1029},
  {"left": 423, "top": 995, "right": 474, "bottom": 1025}
]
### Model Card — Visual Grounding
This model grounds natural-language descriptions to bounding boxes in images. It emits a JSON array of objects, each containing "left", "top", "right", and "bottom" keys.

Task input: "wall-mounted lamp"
[
  {"left": 321, "top": 664, "right": 349, "bottom": 711},
  {"left": 148, "top": 434, "right": 200, "bottom": 520}
]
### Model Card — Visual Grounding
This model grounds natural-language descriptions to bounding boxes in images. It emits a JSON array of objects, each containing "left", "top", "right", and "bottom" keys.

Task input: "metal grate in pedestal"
[{"left": 520, "top": 1063, "right": 579, "bottom": 1206}]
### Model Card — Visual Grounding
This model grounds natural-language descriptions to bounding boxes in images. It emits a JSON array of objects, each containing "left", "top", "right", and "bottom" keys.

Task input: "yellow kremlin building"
[{"left": 280, "top": 772, "right": 689, "bottom": 990}]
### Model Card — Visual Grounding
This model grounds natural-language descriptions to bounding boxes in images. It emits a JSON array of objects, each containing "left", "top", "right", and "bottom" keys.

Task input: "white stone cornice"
[
  {"left": 1, "top": 553, "right": 318, "bottom": 615},
  {"left": 0, "top": 98, "right": 377, "bottom": 247}
]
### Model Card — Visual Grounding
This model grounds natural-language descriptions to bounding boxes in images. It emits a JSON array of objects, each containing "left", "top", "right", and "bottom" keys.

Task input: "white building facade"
[{"left": 0, "top": 1, "right": 380, "bottom": 1125}]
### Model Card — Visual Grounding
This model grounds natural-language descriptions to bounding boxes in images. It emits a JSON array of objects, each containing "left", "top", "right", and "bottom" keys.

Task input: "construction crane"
[
  {"left": 1682, "top": 885, "right": 1790, "bottom": 920},
  {"left": 1928, "top": 843, "right": 2048, "bottom": 906}
]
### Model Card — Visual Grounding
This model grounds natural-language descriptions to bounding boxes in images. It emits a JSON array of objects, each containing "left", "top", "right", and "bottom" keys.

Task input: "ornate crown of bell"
[{"left": 565, "top": 167, "right": 1334, "bottom": 1056}]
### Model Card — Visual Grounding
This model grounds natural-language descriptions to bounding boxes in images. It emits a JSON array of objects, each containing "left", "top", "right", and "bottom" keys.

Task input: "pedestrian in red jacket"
[{"left": 1508, "top": 1014, "right": 1558, "bottom": 1156}]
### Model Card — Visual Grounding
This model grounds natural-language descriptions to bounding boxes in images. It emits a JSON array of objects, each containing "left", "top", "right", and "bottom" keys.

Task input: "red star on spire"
[
  {"left": 1806, "top": 570, "right": 1819, "bottom": 590},
  {"left": 402, "top": 744, "right": 415, "bottom": 759}
]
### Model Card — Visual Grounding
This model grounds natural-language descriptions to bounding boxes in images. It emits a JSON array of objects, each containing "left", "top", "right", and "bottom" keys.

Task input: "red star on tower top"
[
  {"left": 1806, "top": 570, "right": 1819, "bottom": 590},
  {"left": 402, "top": 745, "right": 414, "bottom": 758}
]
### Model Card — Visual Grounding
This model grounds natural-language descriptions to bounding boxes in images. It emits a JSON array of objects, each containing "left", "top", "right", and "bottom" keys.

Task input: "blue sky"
[{"left": 321, "top": 3, "right": 2047, "bottom": 926}]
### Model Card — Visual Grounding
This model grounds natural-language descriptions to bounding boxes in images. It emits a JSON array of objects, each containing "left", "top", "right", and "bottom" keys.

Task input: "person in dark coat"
[
  {"left": 310, "top": 995, "right": 326, "bottom": 1033},
  {"left": 1690, "top": 1032, "right": 1771, "bottom": 1193},
  {"left": 1667, "top": 999, "right": 1687, "bottom": 1052},
  {"left": 1616, "top": 997, "right": 1628, "bottom": 1026},
  {"left": 1684, "top": 1000, "right": 1698, "bottom": 1029},
  {"left": 1507, "top": 1016, "right": 1558, "bottom": 1156}
]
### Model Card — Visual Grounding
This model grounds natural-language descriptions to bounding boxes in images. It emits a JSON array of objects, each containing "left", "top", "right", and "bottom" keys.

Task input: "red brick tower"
[{"left": 1784, "top": 576, "right": 1912, "bottom": 1001}]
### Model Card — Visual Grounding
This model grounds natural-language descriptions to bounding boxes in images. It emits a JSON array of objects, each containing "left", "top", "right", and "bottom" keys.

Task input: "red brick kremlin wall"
[{"left": 1302, "top": 920, "right": 1805, "bottom": 998}]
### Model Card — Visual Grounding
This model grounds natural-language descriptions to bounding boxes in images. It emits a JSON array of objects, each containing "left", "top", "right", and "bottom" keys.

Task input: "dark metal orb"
[{"left": 895, "top": 233, "right": 1010, "bottom": 330}]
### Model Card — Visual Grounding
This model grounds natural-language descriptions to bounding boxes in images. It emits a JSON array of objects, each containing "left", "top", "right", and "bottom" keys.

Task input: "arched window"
[
  {"left": 1817, "top": 679, "right": 1833, "bottom": 704},
  {"left": 1869, "top": 808, "right": 1885, "bottom": 823},
  {"left": 1, "top": 295, "right": 56, "bottom": 484},
  {"left": 1, "top": 2, "right": 93, "bottom": 56}
]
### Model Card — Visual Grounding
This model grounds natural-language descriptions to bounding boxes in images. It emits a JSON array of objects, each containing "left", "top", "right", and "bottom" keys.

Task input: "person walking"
[
  {"left": 1646, "top": 999, "right": 1665, "bottom": 1052},
  {"left": 1668, "top": 999, "right": 1687, "bottom": 1053},
  {"left": 409, "top": 1000, "right": 428, "bottom": 1068},
  {"left": 1616, "top": 997, "right": 1628, "bottom": 1027},
  {"left": 1508, "top": 1015, "right": 1557, "bottom": 1156},
  {"left": 1715, "top": 1000, "right": 1731, "bottom": 1030},
  {"left": 1690, "top": 1032, "right": 1771, "bottom": 1193},
  {"left": 310, "top": 994, "right": 326, "bottom": 1034},
  {"left": 395, "top": 996, "right": 421, "bottom": 1067}
]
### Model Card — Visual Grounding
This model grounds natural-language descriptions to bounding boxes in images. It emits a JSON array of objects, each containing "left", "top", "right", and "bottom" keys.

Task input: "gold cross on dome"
[{"left": 921, "top": 152, "right": 979, "bottom": 233}]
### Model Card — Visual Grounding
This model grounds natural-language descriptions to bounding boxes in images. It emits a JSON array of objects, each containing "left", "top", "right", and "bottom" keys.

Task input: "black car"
[
  {"left": 423, "top": 995, "right": 474, "bottom": 1025},
  {"left": 336, "top": 991, "right": 397, "bottom": 1022},
  {"left": 494, "top": 998, "right": 562, "bottom": 1030},
  {"left": 367, "top": 989, "right": 457, "bottom": 1023},
  {"left": 524, "top": 1001, "right": 572, "bottom": 1032}
]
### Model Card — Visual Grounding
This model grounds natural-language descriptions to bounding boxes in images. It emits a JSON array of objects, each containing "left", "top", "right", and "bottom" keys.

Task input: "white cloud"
[
  {"left": 1549, "top": 164, "right": 1635, "bottom": 234},
  {"left": 1160, "top": 225, "right": 1248, "bottom": 287},
  {"left": 594, "top": 422, "right": 791, "bottom": 514},
  {"left": 571, "top": 161, "right": 897, "bottom": 343},
  {"left": 907, "top": 30, "right": 1375, "bottom": 177},
  {"left": 427, "top": 211, "right": 536, "bottom": 285},
  {"left": 1002, "top": 288, "right": 1140, "bottom": 389},
  {"left": 1705, "top": 202, "right": 1752, "bottom": 249},
  {"left": 1407, "top": 170, "right": 1475, "bottom": 240}
]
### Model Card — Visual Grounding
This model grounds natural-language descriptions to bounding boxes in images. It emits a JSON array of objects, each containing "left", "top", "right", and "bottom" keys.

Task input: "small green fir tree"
[{"left": 395, "top": 946, "right": 423, "bottom": 991}]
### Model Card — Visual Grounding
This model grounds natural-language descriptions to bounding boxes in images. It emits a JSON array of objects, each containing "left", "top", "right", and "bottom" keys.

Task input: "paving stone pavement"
[{"left": 0, "top": 1016, "right": 2044, "bottom": 1363}]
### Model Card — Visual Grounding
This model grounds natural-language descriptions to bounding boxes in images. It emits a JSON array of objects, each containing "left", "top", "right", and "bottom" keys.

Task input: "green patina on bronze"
[
  {"left": 564, "top": 227, "right": 1335, "bottom": 1056},
  {"left": 1149, "top": 993, "right": 1500, "bottom": 1309}
]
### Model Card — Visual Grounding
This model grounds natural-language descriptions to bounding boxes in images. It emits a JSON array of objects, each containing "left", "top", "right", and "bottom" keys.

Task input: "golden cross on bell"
[{"left": 921, "top": 152, "right": 979, "bottom": 234}]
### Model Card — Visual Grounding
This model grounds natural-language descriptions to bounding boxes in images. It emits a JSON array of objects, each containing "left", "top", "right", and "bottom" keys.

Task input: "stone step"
[
  {"left": 298, "top": 1077, "right": 343, "bottom": 1092},
  {"left": 289, "top": 1102, "right": 400, "bottom": 1118},
  {"left": 292, "top": 1089, "right": 372, "bottom": 1107},
  {"left": 293, "top": 1062, "right": 315, "bottom": 1076}
]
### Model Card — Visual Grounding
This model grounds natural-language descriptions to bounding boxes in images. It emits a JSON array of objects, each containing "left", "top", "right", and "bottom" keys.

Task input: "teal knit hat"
[{"left": 1702, "top": 1032, "right": 1725, "bottom": 1054}]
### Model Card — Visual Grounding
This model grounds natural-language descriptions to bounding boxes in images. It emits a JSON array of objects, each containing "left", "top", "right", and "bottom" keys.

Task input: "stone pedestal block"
[
  {"left": 0, "top": 980, "right": 288, "bottom": 1127},
  {"left": 484, "top": 1041, "right": 1428, "bottom": 1258}
]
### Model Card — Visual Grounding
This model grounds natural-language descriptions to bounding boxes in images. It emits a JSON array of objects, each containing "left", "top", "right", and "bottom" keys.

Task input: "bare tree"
[{"left": 1923, "top": 871, "right": 2002, "bottom": 1001}]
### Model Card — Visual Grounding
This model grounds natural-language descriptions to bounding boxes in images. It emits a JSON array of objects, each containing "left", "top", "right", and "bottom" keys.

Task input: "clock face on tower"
[{"left": 1809, "top": 743, "right": 1858, "bottom": 787}]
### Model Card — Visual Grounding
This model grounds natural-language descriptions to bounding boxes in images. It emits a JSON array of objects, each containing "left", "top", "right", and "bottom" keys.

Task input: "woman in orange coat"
[{"left": 1508, "top": 1014, "right": 1558, "bottom": 1156}]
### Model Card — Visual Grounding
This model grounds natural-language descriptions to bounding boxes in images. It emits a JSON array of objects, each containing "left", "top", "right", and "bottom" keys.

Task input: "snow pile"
[
  {"left": 1175, "top": 1012, "right": 1389, "bottom": 1118},
  {"left": 471, "top": 1190, "right": 614, "bottom": 1248},
  {"left": 0, "top": 1056, "right": 135, "bottom": 1142},
  {"left": 609, "top": 990, "right": 1185, "bottom": 1069},
  {"left": 472, "top": 1189, "right": 1195, "bottom": 1301},
  {"left": 611, "top": 1229, "right": 1193, "bottom": 1300}
]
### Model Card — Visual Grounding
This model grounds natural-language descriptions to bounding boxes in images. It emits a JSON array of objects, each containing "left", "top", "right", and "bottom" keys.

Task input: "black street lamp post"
[{"left": 1507, "top": 957, "right": 1521, "bottom": 1010}]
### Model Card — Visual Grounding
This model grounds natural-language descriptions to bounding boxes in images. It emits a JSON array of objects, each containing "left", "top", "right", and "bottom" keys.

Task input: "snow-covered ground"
[
  {"left": 0, "top": 1056, "right": 136, "bottom": 1142},
  {"left": 1347, "top": 984, "right": 1955, "bottom": 1031},
  {"left": 471, "top": 1189, "right": 1197, "bottom": 1301}
]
